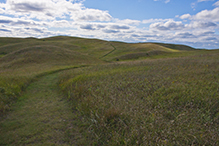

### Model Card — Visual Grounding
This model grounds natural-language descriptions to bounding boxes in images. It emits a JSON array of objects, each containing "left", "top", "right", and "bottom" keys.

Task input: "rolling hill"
[
  {"left": 0, "top": 36, "right": 218, "bottom": 145},
  {"left": 0, "top": 36, "right": 197, "bottom": 61},
  {"left": 0, "top": 45, "right": 102, "bottom": 69}
]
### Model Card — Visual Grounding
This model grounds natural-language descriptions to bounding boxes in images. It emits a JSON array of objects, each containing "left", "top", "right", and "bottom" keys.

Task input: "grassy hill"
[
  {"left": 0, "top": 45, "right": 101, "bottom": 69},
  {"left": 0, "top": 37, "right": 104, "bottom": 114},
  {"left": 154, "top": 42, "right": 195, "bottom": 51},
  {"left": 0, "top": 36, "right": 198, "bottom": 61},
  {"left": 0, "top": 36, "right": 218, "bottom": 145},
  {"left": 0, "top": 35, "right": 215, "bottom": 113}
]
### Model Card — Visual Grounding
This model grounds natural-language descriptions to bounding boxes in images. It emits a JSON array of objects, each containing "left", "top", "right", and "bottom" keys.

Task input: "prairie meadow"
[{"left": 0, "top": 36, "right": 218, "bottom": 145}]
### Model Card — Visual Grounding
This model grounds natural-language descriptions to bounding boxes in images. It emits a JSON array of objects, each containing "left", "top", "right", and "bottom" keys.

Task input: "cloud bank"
[{"left": 0, "top": 0, "right": 218, "bottom": 49}]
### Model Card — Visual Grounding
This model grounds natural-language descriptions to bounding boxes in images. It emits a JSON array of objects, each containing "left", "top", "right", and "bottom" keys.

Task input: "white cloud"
[
  {"left": 182, "top": 6, "right": 219, "bottom": 22},
  {"left": 194, "top": 7, "right": 219, "bottom": 22},
  {"left": 193, "top": 30, "right": 215, "bottom": 37},
  {"left": 49, "top": 20, "right": 72, "bottom": 28},
  {"left": 0, "top": 15, "right": 48, "bottom": 27},
  {"left": 2, "top": 0, "right": 112, "bottom": 21},
  {"left": 192, "top": 0, "right": 216, "bottom": 11},
  {"left": 114, "top": 19, "right": 141, "bottom": 25},
  {"left": 110, "top": 25, "right": 130, "bottom": 30},
  {"left": 142, "top": 18, "right": 172, "bottom": 24},
  {"left": 213, "top": 1, "right": 219, "bottom": 6},
  {"left": 70, "top": 8, "right": 112, "bottom": 21},
  {"left": 80, "top": 24, "right": 96, "bottom": 30},
  {"left": 197, "top": 0, "right": 214, "bottom": 2},
  {"left": 0, "top": 23, "right": 55, "bottom": 38},
  {"left": 180, "top": 14, "right": 192, "bottom": 19},
  {"left": 175, "top": 32, "right": 197, "bottom": 39},
  {"left": 77, "top": 22, "right": 133, "bottom": 33},
  {"left": 0, "top": 4, "right": 5, "bottom": 14},
  {"left": 154, "top": 0, "right": 171, "bottom": 3},
  {"left": 150, "top": 20, "right": 185, "bottom": 31},
  {"left": 186, "top": 21, "right": 218, "bottom": 29},
  {"left": 191, "top": 2, "right": 196, "bottom": 10}
]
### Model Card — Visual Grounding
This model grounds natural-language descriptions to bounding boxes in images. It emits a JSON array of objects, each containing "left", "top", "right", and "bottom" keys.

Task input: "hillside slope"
[
  {"left": 0, "top": 36, "right": 197, "bottom": 61},
  {"left": 154, "top": 42, "right": 195, "bottom": 51},
  {"left": 0, "top": 45, "right": 102, "bottom": 69},
  {"left": 0, "top": 36, "right": 218, "bottom": 145},
  {"left": 103, "top": 42, "right": 183, "bottom": 61}
]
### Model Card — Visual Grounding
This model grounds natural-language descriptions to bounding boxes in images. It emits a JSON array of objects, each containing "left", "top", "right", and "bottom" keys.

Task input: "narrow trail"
[
  {"left": 0, "top": 72, "right": 79, "bottom": 145},
  {"left": 99, "top": 44, "right": 117, "bottom": 59}
]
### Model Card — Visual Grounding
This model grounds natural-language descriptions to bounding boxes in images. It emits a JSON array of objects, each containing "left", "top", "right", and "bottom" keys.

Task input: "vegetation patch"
[
  {"left": 0, "top": 36, "right": 218, "bottom": 145},
  {"left": 116, "top": 50, "right": 169, "bottom": 60},
  {"left": 59, "top": 52, "right": 219, "bottom": 145}
]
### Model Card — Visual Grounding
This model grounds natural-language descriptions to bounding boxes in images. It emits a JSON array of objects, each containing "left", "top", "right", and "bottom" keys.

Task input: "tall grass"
[
  {"left": 1, "top": 36, "right": 218, "bottom": 144},
  {"left": 0, "top": 75, "right": 30, "bottom": 113},
  {"left": 0, "top": 41, "right": 104, "bottom": 114},
  {"left": 0, "top": 65, "right": 77, "bottom": 114},
  {"left": 59, "top": 52, "right": 219, "bottom": 145}
]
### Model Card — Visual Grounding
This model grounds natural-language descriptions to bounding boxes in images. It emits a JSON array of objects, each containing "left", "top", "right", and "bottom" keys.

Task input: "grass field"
[
  {"left": 59, "top": 52, "right": 219, "bottom": 145},
  {"left": 0, "top": 36, "right": 218, "bottom": 145}
]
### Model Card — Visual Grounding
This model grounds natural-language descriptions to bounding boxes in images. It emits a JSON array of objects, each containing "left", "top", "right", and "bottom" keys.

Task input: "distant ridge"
[
  {"left": 153, "top": 42, "right": 195, "bottom": 51},
  {"left": 0, "top": 36, "right": 212, "bottom": 62}
]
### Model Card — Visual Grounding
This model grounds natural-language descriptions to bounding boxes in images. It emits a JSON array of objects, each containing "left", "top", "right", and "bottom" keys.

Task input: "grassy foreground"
[
  {"left": 0, "top": 73, "right": 82, "bottom": 145},
  {"left": 59, "top": 52, "right": 219, "bottom": 145},
  {"left": 0, "top": 36, "right": 218, "bottom": 145}
]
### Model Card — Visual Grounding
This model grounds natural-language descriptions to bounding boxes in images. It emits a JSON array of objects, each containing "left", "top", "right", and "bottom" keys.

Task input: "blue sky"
[
  {"left": 84, "top": 0, "right": 209, "bottom": 19},
  {"left": 0, "top": 0, "right": 219, "bottom": 49}
]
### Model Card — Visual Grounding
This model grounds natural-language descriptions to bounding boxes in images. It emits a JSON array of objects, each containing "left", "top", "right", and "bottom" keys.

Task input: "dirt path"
[
  {"left": 0, "top": 72, "right": 79, "bottom": 145},
  {"left": 99, "top": 43, "right": 117, "bottom": 59}
]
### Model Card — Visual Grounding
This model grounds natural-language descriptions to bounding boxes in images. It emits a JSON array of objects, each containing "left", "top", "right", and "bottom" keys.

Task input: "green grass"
[
  {"left": 0, "top": 36, "right": 218, "bottom": 145},
  {"left": 0, "top": 37, "right": 31, "bottom": 47},
  {"left": 0, "top": 41, "right": 103, "bottom": 114},
  {"left": 154, "top": 42, "right": 195, "bottom": 51},
  {"left": 100, "top": 42, "right": 196, "bottom": 61},
  {"left": 59, "top": 51, "right": 219, "bottom": 145},
  {"left": 0, "top": 36, "right": 198, "bottom": 61},
  {"left": 0, "top": 73, "right": 82, "bottom": 145}
]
